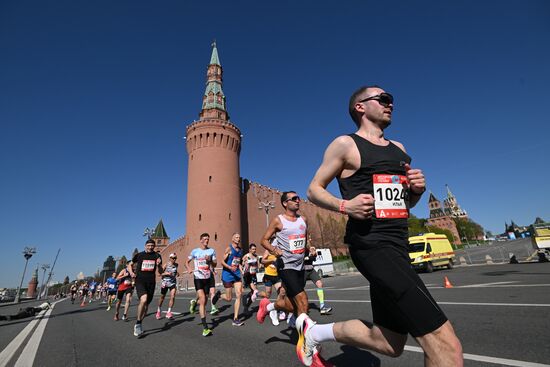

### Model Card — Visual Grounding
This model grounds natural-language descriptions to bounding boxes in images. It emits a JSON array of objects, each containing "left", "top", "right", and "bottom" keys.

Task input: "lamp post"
[
  {"left": 253, "top": 183, "right": 276, "bottom": 228},
  {"left": 143, "top": 227, "right": 154, "bottom": 239},
  {"left": 39, "top": 264, "right": 50, "bottom": 300},
  {"left": 15, "top": 247, "right": 37, "bottom": 303}
]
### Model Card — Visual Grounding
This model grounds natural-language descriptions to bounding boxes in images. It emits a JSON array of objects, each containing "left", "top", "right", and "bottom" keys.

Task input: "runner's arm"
[
  {"left": 261, "top": 217, "right": 283, "bottom": 256},
  {"left": 308, "top": 136, "right": 375, "bottom": 220},
  {"left": 126, "top": 261, "right": 136, "bottom": 278},
  {"left": 221, "top": 247, "right": 232, "bottom": 270}
]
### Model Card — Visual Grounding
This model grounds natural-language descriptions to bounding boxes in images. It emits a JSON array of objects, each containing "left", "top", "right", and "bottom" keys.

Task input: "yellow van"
[{"left": 408, "top": 233, "right": 455, "bottom": 272}]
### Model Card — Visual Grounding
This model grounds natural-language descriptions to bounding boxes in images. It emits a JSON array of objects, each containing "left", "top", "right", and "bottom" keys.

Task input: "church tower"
[{"left": 185, "top": 42, "right": 242, "bottom": 252}]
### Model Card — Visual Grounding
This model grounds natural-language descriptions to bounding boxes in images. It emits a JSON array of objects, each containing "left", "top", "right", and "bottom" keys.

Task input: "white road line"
[
  {"left": 0, "top": 309, "right": 46, "bottom": 367},
  {"left": 404, "top": 345, "right": 550, "bottom": 367},
  {"left": 459, "top": 281, "right": 518, "bottom": 288},
  {"left": 321, "top": 299, "right": 550, "bottom": 307},
  {"left": 14, "top": 300, "right": 62, "bottom": 367}
]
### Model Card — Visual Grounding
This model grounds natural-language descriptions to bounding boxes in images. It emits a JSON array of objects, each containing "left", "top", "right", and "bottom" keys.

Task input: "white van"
[{"left": 312, "top": 248, "right": 334, "bottom": 278}]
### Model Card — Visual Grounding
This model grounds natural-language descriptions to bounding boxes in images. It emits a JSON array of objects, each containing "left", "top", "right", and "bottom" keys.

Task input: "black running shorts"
[
  {"left": 116, "top": 287, "right": 133, "bottom": 300},
  {"left": 279, "top": 269, "right": 305, "bottom": 298},
  {"left": 243, "top": 273, "right": 257, "bottom": 288},
  {"left": 350, "top": 243, "right": 448, "bottom": 337},
  {"left": 160, "top": 285, "right": 176, "bottom": 296},
  {"left": 194, "top": 278, "right": 211, "bottom": 294},
  {"left": 135, "top": 281, "right": 156, "bottom": 305}
]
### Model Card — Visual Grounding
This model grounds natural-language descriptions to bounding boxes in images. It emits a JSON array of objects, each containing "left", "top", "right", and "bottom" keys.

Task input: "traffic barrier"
[{"left": 444, "top": 276, "right": 453, "bottom": 288}]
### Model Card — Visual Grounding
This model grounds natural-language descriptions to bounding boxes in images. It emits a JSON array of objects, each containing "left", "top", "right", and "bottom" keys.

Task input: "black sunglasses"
[
  {"left": 286, "top": 196, "right": 301, "bottom": 202},
  {"left": 358, "top": 93, "right": 394, "bottom": 107}
]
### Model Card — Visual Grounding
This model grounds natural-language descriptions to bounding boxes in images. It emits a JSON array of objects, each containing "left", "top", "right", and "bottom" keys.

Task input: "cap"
[{"left": 169, "top": 253, "right": 177, "bottom": 258}]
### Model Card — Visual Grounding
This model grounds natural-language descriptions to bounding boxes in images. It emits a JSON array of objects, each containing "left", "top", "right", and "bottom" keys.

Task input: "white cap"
[{"left": 169, "top": 253, "right": 177, "bottom": 258}]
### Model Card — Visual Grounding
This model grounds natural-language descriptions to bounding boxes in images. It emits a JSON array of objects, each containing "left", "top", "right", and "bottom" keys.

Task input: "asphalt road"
[{"left": 1, "top": 262, "right": 549, "bottom": 367}]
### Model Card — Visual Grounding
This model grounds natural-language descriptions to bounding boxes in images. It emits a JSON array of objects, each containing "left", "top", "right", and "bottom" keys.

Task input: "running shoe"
[
  {"left": 106, "top": 306, "right": 111, "bottom": 311},
  {"left": 189, "top": 299, "right": 197, "bottom": 314},
  {"left": 133, "top": 323, "right": 143, "bottom": 337},
  {"left": 296, "top": 313, "right": 319, "bottom": 366},
  {"left": 210, "top": 304, "right": 219, "bottom": 315},
  {"left": 269, "top": 309, "right": 279, "bottom": 326},
  {"left": 319, "top": 306, "right": 332, "bottom": 315},
  {"left": 256, "top": 298, "right": 270, "bottom": 324},
  {"left": 311, "top": 353, "right": 334, "bottom": 367},
  {"left": 155, "top": 310, "right": 162, "bottom": 320},
  {"left": 212, "top": 290, "right": 221, "bottom": 305},
  {"left": 202, "top": 328, "right": 213, "bottom": 337},
  {"left": 166, "top": 311, "right": 174, "bottom": 319},
  {"left": 232, "top": 318, "right": 244, "bottom": 326},
  {"left": 122, "top": 314, "right": 127, "bottom": 321},
  {"left": 114, "top": 313, "right": 119, "bottom": 321},
  {"left": 251, "top": 290, "right": 259, "bottom": 303}
]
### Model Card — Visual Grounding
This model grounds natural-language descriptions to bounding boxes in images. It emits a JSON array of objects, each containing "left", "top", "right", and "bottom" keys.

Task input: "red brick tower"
[
  {"left": 185, "top": 42, "right": 242, "bottom": 255},
  {"left": 27, "top": 267, "right": 38, "bottom": 298}
]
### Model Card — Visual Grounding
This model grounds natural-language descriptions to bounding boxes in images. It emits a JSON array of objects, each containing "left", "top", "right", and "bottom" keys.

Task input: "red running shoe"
[{"left": 256, "top": 298, "right": 270, "bottom": 324}]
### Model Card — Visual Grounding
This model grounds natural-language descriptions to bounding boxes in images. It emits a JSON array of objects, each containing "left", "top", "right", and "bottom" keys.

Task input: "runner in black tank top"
[
  {"left": 300, "top": 85, "right": 463, "bottom": 367},
  {"left": 338, "top": 133, "right": 411, "bottom": 248}
]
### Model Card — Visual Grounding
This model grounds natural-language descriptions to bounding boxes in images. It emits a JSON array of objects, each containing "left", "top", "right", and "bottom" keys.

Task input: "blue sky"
[{"left": 1, "top": 0, "right": 549, "bottom": 288}]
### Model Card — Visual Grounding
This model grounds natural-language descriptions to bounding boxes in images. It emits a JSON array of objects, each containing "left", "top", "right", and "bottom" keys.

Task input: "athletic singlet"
[
  {"left": 222, "top": 244, "right": 243, "bottom": 276},
  {"left": 189, "top": 247, "right": 216, "bottom": 279},
  {"left": 161, "top": 263, "right": 178, "bottom": 288},
  {"left": 337, "top": 134, "right": 412, "bottom": 248},
  {"left": 118, "top": 269, "right": 133, "bottom": 291},
  {"left": 106, "top": 277, "right": 118, "bottom": 292},
  {"left": 263, "top": 254, "right": 278, "bottom": 276},
  {"left": 243, "top": 254, "right": 258, "bottom": 275},
  {"left": 276, "top": 214, "right": 307, "bottom": 271}
]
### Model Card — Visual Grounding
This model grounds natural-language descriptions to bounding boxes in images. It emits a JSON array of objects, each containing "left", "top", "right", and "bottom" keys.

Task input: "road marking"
[
  {"left": 0, "top": 309, "right": 46, "bottom": 367},
  {"left": 320, "top": 299, "right": 550, "bottom": 307},
  {"left": 14, "top": 300, "right": 63, "bottom": 367},
  {"left": 404, "top": 345, "right": 550, "bottom": 367},
  {"left": 459, "top": 281, "right": 518, "bottom": 288}
]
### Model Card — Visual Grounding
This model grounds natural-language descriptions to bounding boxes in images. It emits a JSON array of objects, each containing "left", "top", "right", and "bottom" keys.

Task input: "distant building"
[
  {"left": 100, "top": 256, "right": 116, "bottom": 281},
  {"left": 505, "top": 220, "right": 532, "bottom": 239},
  {"left": 426, "top": 191, "right": 461, "bottom": 244}
]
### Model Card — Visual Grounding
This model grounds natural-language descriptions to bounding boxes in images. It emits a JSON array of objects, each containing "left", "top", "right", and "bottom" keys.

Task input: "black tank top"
[{"left": 337, "top": 134, "right": 412, "bottom": 248}]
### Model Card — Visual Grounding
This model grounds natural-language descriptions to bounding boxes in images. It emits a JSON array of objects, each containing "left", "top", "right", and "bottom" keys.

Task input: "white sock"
[
  {"left": 266, "top": 303, "right": 275, "bottom": 312},
  {"left": 157, "top": 307, "right": 161, "bottom": 312},
  {"left": 311, "top": 323, "right": 336, "bottom": 343},
  {"left": 168, "top": 308, "right": 171, "bottom": 312}
]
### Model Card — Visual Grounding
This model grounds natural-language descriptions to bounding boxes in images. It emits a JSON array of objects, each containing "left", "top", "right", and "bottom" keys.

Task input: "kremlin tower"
[{"left": 184, "top": 42, "right": 242, "bottom": 253}]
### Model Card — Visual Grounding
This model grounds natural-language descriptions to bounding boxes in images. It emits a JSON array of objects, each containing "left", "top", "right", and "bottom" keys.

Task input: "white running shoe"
[{"left": 269, "top": 309, "right": 279, "bottom": 326}]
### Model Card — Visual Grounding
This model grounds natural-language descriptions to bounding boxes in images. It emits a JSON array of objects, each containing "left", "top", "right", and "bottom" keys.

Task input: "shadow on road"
[
  {"left": 139, "top": 315, "right": 196, "bottom": 338},
  {"left": 328, "top": 345, "right": 381, "bottom": 366}
]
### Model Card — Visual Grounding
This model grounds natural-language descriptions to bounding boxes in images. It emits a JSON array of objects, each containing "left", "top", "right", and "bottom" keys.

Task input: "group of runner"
[{"left": 69, "top": 85, "right": 464, "bottom": 367}]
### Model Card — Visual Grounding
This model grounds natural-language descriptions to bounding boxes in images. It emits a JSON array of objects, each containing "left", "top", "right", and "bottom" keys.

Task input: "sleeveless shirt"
[
  {"left": 275, "top": 214, "right": 307, "bottom": 271},
  {"left": 337, "top": 134, "right": 412, "bottom": 248}
]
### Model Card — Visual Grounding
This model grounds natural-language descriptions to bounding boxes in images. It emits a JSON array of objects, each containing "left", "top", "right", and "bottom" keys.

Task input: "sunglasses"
[
  {"left": 358, "top": 92, "right": 394, "bottom": 107},
  {"left": 286, "top": 196, "right": 301, "bottom": 202}
]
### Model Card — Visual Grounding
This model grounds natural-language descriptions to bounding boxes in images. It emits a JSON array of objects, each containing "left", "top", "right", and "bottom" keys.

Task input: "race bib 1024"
[{"left": 373, "top": 174, "right": 409, "bottom": 219}]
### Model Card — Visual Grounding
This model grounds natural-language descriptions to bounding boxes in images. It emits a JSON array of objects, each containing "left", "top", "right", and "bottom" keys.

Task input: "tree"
[
  {"left": 408, "top": 214, "right": 427, "bottom": 236},
  {"left": 454, "top": 218, "right": 485, "bottom": 240},
  {"left": 425, "top": 226, "right": 455, "bottom": 243},
  {"left": 315, "top": 213, "right": 346, "bottom": 251}
]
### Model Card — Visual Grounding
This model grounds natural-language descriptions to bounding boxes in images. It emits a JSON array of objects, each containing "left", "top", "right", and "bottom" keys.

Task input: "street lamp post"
[
  {"left": 258, "top": 201, "right": 275, "bottom": 228},
  {"left": 15, "top": 247, "right": 37, "bottom": 303},
  {"left": 143, "top": 227, "right": 154, "bottom": 239},
  {"left": 253, "top": 183, "right": 276, "bottom": 228},
  {"left": 39, "top": 264, "right": 50, "bottom": 300}
]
